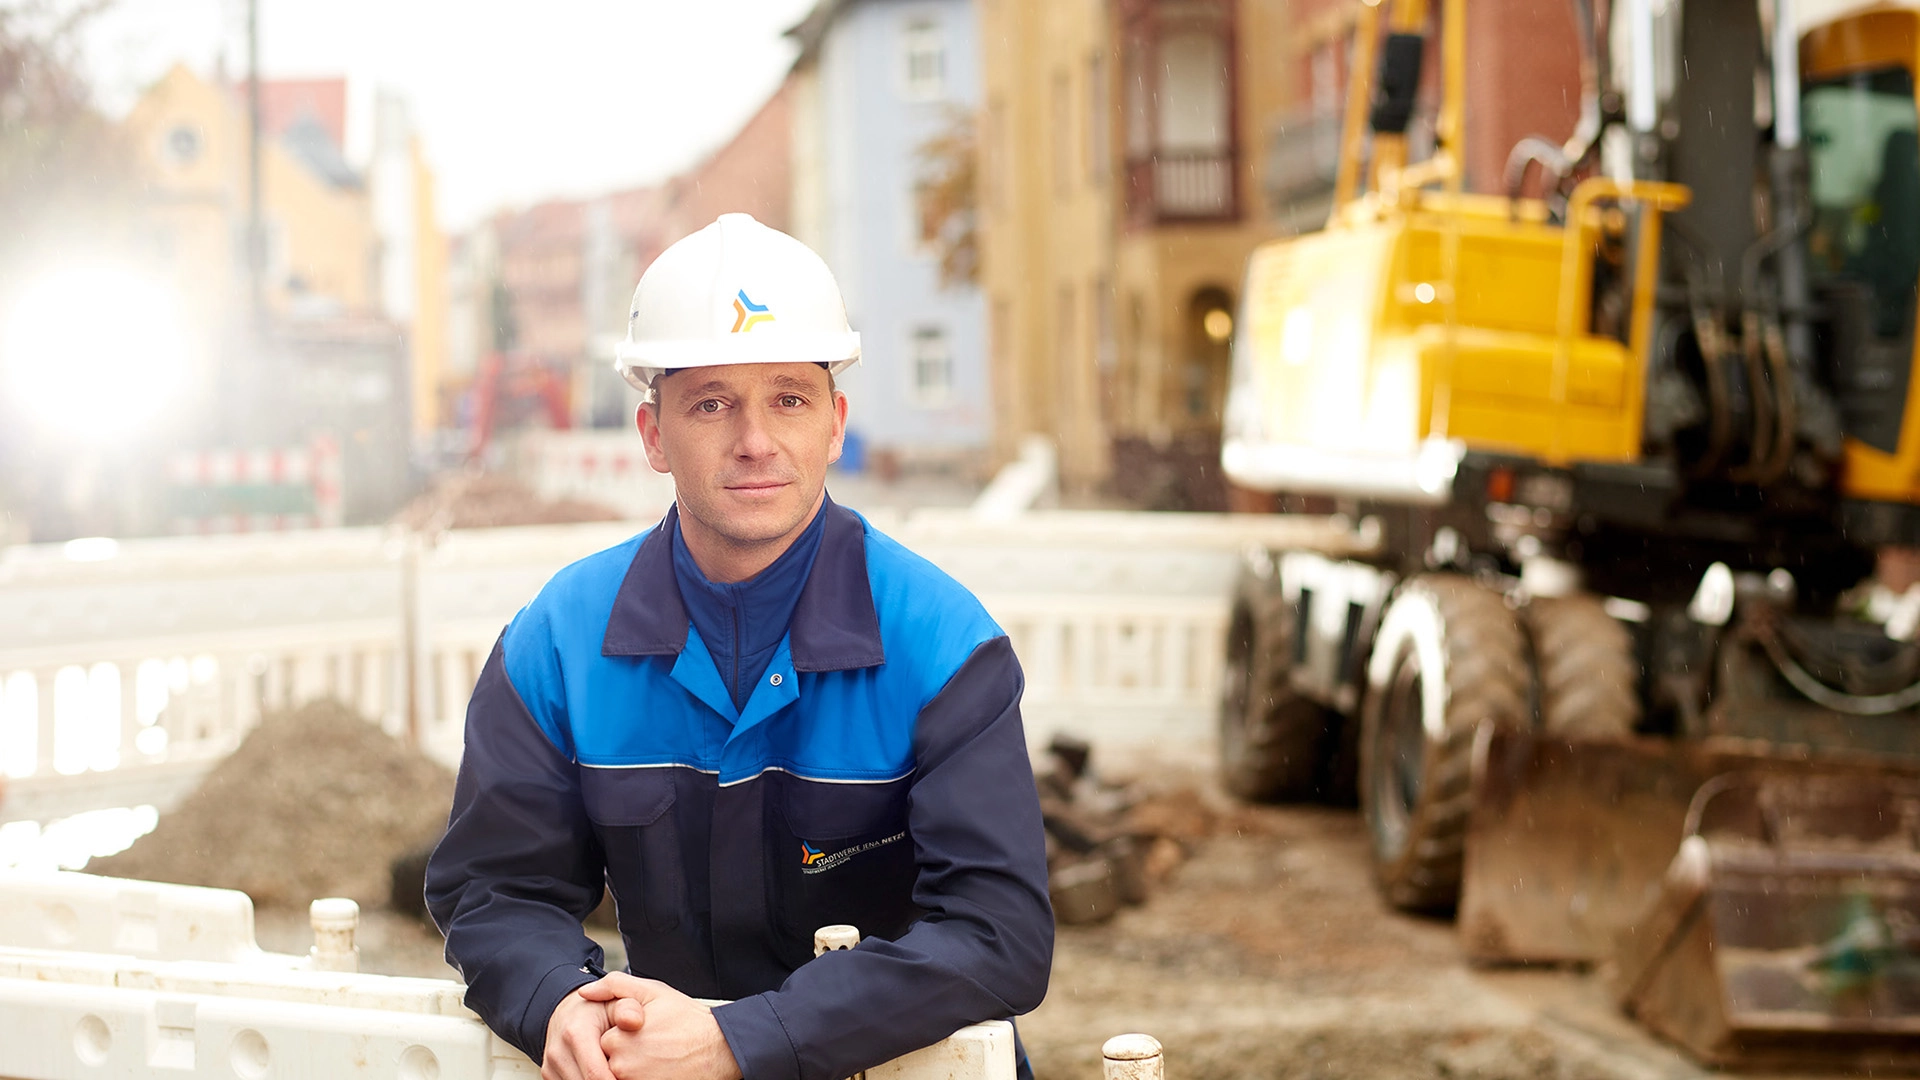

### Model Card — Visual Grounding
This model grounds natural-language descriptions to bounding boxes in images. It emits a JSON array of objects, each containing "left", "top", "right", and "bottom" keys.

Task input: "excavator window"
[
  {"left": 1805, "top": 67, "right": 1919, "bottom": 341},
  {"left": 1804, "top": 66, "right": 1920, "bottom": 453}
]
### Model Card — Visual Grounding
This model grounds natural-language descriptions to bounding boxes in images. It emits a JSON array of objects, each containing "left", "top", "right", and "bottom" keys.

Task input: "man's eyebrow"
[
  {"left": 676, "top": 379, "right": 733, "bottom": 398},
  {"left": 768, "top": 374, "right": 826, "bottom": 392}
]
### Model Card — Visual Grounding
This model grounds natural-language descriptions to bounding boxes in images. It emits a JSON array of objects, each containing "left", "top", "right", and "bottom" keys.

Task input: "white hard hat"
[{"left": 614, "top": 213, "right": 861, "bottom": 401}]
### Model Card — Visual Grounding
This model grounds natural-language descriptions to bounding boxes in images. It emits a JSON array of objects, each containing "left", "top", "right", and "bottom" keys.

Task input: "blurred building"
[
  {"left": 368, "top": 90, "right": 452, "bottom": 439},
  {"left": 110, "top": 66, "right": 445, "bottom": 531},
  {"left": 789, "top": 0, "right": 992, "bottom": 476},
  {"left": 125, "top": 66, "right": 379, "bottom": 330},
  {"left": 978, "top": 0, "right": 1581, "bottom": 506},
  {"left": 123, "top": 68, "right": 449, "bottom": 431},
  {"left": 451, "top": 83, "right": 795, "bottom": 438},
  {"left": 979, "top": 0, "right": 1287, "bottom": 502}
]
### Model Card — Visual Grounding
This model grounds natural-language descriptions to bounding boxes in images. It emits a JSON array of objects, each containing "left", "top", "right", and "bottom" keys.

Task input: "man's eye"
[
  {"left": 696, "top": 399, "right": 724, "bottom": 414},
  {"left": 779, "top": 395, "right": 805, "bottom": 408}
]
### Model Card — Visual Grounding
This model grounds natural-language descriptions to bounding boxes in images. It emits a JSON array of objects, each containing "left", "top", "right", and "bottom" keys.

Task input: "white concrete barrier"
[
  {"left": 0, "top": 871, "right": 1018, "bottom": 1080},
  {"left": 2, "top": 510, "right": 1378, "bottom": 828}
]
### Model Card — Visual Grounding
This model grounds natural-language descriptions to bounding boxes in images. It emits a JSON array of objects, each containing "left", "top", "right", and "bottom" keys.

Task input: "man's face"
[{"left": 637, "top": 362, "right": 847, "bottom": 556}]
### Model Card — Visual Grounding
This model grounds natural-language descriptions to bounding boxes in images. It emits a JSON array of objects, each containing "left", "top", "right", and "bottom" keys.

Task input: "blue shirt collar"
[{"left": 600, "top": 492, "right": 885, "bottom": 672}]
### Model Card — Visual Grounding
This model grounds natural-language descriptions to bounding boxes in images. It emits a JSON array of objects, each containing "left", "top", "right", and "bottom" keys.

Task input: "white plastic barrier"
[
  {"left": 0, "top": 872, "right": 1016, "bottom": 1080},
  {"left": 511, "top": 429, "right": 679, "bottom": 522},
  {"left": 0, "top": 530, "right": 410, "bottom": 826},
  {"left": 0, "top": 870, "right": 264, "bottom": 963},
  {"left": 2, "top": 511, "right": 1379, "bottom": 825}
]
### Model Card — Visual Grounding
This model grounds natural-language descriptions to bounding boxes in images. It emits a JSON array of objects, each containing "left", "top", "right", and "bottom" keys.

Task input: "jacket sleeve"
[
  {"left": 711, "top": 634, "right": 1054, "bottom": 1080},
  {"left": 425, "top": 634, "right": 604, "bottom": 1062}
]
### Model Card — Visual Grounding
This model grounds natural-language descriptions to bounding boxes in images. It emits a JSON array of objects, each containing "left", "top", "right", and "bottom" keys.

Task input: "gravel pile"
[
  {"left": 393, "top": 472, "right": 624, "bottom": 531},
  {"left": 90, "top": 701, "right": 455, "bottom": 909}
]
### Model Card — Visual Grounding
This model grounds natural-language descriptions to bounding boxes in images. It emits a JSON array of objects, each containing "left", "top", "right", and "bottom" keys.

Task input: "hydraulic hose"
[
  {"left": 1756, "top": 625, "right": 1920, "bottom": 715},
  {"left": 1760, "top": 318, "right": 1798, "bottom": 483},
  {"left": 1730, "top": 307, "right": 1775, "bottom": 482},
  {"left": 1692, "top": 315, "right": 1735, "bottom": 476},
  {"left": 1734, "top": 202, "right": 1815, "bottom": 484},
  {"left": 1504, "top": 0, "right": 1603, "bottom": 206},
  {"left": 1745, "top": 603, "right": 1920, "bottom": 715}
]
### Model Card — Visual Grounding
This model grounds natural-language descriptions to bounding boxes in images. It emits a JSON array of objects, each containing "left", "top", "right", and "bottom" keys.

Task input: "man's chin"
[{"left": 703, "top": 493, "right": 812, "bottom": 545}]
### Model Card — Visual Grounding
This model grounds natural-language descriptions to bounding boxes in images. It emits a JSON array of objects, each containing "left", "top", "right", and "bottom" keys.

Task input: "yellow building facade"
[
  {"left": 123, "top": 66, "right": 379, "bottom": 324},
  {"left": 977, "top": 0, "right": 1115, "bottom": 490},
  {"left": 979, "top": 0, "right": 1292, "bottom": 503},
  {"left": 121, "top": 66, "right": 450, "bottom": 436},
  {"left": 404, "top": 133, "right": 451, "bottom": 437}
]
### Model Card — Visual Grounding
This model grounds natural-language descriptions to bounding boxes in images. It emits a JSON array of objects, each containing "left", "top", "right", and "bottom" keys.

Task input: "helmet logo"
[{"left": 731, "top": 289, "right": 775, "bottom": 333}]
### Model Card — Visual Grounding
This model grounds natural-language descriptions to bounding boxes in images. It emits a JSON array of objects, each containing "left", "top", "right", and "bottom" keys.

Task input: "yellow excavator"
[{"left": 1220, "top": 0, "right": 1920, "bottom": 1068}]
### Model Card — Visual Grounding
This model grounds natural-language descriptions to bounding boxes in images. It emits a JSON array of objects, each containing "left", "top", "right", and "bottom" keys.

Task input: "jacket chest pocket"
[
  {"left": 773, "top": 779, "right": 917, "bottom": 941},
  {"left": 581, "top": 770, "right": 685, "bottom": 933}
]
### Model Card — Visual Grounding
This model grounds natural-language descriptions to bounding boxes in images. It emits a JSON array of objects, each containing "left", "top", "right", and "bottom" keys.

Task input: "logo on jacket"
[
  {"left": 731, "top": 290, "right": 774, "bottom": 333},
  {"left": 801, "top": 832, "right": 905, "bottom": 875}
]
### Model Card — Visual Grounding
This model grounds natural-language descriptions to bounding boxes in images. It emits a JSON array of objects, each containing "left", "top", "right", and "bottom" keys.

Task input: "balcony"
[
  {"left": 1118, "top": 0, "right": 1239, "bottom": 228},
  {"left": 1126, "top": 150, "right": 1238, "bottom": 226}
]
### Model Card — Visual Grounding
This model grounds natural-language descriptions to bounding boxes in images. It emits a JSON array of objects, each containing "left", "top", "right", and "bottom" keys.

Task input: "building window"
[
  {"left": 1094, "top": 277, "right": 1115, "bottom": 373},
  {"left": 1052, "top": 70, "right": 1073, "bottom": 199},
  {"left": 1056, "top": 283, "right": 1078, "bottom": 410},
  {"left": 1121, "top": 0, "right": 1238, "bottom": 225},
  {"left": 985, "top": 99, "right": 1007, "bottom": 214},
  {"left": 990, "top": 295, "right": 1013, "bottom": 422},
  {"left": 1094, "top": 277, "right": 1116, "bottom": 423},
  {"left": 160, "top": 123, "right": 203, "bottom": 169},
  {"left": 911, "top": 325, "right": 954, "bottom": 407},
  {"left": 902, "top": 16, "right": 947, "bottom": 102},
  {"left": 1267, "top": 31, "right": 1349, "bottom": 214},
  {"left": 1088, "top": 55, "right": 1110, "bottom": 187}
]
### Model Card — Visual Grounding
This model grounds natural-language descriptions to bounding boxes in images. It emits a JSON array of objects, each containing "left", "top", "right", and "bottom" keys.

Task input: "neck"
[{"left": 678, "top": 490, "right": 827, "bottom": 584}]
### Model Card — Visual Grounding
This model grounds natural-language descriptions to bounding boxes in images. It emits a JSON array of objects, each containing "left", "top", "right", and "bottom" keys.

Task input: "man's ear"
[
  {"left": 636, "top": 402, "right": 672, "bottom": 475},
  {"left": 826, "top": 389, "right": 849, "bottom": 465}
]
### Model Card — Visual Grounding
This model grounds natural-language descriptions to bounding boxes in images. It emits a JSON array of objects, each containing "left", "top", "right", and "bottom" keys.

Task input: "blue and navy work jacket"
[{"left": 424, "top": 500, "right": 1054, "bottom": 1080}]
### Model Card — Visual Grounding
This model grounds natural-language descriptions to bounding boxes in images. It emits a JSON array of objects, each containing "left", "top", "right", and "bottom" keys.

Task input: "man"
[{"left": 425, "top": 214, "right": 1053, "bottom": 1080}]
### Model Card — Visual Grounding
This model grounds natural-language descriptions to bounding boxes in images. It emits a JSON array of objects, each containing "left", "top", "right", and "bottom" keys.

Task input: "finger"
[
  {"left": 600, "top": 1025, "right": 628, "bottom": 1055},
  {"left": 574, "top": 972, "right": 653, "bottom": 1001},
  {"left": 566, "top": 1027, "right": 618, "bottom": 1080},
  {"left": 609, "top": 998, "right": 646, "bottom": 1032}
]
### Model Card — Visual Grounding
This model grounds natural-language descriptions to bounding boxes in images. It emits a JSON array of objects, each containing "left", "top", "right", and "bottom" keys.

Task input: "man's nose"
[{"left": 733, "top": 406, "right": 779, "bottom": 460}]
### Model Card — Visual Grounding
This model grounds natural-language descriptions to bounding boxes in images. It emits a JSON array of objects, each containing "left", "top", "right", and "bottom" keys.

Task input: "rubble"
[
  {"left": 88, "top": 701, "right": 455, "bottom": 909},
  {"left": 1040, "top": 735, "right": 1191, "bottom": 925}
]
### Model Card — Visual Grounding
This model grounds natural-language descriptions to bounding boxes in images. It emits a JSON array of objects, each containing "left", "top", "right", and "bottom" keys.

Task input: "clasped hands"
[{"left": 542, "top": 973, "right": 744, "bottom": 1080}]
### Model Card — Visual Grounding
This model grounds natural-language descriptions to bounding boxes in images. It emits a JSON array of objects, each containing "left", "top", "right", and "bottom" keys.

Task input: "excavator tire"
[
  {"left": 1360, "top": 574, "right": 1531, "bottom": 912},
  {"left": 1219, "top": 565, "right": 1336, "bottom": 801},
  {"left": 1524, "top": 594, "right": 1640, "bottom": 739}
]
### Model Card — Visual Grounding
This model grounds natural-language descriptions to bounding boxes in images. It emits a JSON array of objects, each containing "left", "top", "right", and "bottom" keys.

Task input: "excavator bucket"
[
  {"left": 1457, "top": 727, "right": 1920, "bottom": 967},
  {"left": 1614, "top": 775, "right": 1920, "bottom": 1072},
  {"left": 1459, "top": 729, "right": 1724, "bottom": 964}
]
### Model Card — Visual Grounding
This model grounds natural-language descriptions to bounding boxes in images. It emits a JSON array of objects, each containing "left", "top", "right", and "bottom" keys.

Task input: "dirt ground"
[
  {"left": 1017, "top": 793, "right": 1712, "bottom": 1080},
  {"left": 249, "top": 780, "right": 1744, "bottom": 1080}
]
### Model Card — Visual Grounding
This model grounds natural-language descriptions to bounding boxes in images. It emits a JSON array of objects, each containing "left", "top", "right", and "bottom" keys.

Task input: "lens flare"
[{"left": 1, "top": 267, "right": 191, "bottom": 441}]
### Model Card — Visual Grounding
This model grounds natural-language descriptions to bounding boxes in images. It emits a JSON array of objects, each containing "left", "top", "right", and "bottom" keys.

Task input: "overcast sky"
[{"left": 77, "top": 0, "right": 818, "bottom": 230}]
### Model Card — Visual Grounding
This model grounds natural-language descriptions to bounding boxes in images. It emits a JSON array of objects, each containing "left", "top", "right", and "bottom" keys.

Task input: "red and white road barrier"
[{"left": 164, "top": 438, "right": 343, "bottom": 535}]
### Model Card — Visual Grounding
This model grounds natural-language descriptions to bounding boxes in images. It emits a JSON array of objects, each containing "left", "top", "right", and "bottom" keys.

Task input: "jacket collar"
[{"left": 601, "top": 494, "right": 884, "bottom": 672}]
